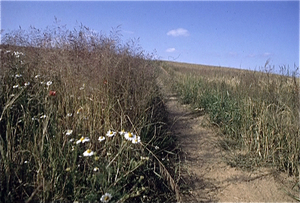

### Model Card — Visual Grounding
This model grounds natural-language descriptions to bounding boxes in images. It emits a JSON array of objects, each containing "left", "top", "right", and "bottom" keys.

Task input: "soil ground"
[{"left": 158, "top": 67, "right": 298, "bottom": 202}]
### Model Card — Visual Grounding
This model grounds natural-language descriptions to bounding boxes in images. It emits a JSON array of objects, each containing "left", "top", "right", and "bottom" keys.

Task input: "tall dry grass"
[
  {"left": 162, "top": 61, "right": 299, "bottom": 178},
  {"left": 0, "top": 25, "right": 179, "bottom": 202}
]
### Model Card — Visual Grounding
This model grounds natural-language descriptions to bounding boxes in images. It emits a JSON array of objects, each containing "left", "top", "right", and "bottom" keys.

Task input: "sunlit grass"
[
  {"left": 162, "top": 61, "right": 299, "bottom": 177},
  {"left": 0, "top": 25, "right": 179, "bottom": 202}
]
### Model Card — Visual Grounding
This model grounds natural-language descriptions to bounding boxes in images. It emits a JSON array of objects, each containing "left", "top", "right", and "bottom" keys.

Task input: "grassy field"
[
  {"left": 162, "top": 61, "right": 299, "bottom": 178},
  {"left": 0, "top": 25, "right": 179, "bottom": 202}
]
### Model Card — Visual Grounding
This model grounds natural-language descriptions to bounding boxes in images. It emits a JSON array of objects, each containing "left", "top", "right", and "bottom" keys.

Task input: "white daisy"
[
  {"left": 106, "top": 130, "right": 116, "bottom": 137},
  {"left": 46, "top": 81, "right": 52, "bottom": 86},
  {"left": 132, "top": 136, "right": 141, "bottom": 144},
  {"left": 66, "top": 113, "right": 73, "bottom": 117},
  {"left": 24, "top": 82, "right": 30, "bottom": 86},
  {"left": 98, "top": 136, "right": 105, "bottom": 142},
  {"left": 76, "top": 107, "right": 83, "bottom": 114},
  {"left": 40, "top": 115, "right": 47, "bottom": 119},
  {"left": 83, "top": 149, "right": 94, "bottom": 157},
  {"left": 76, "top": 136, "right": 90, "bottom": 144},
  {"left": 124, "top": 132, "right": 135, "bottom": 141},
  {"left": 100, "top": 193, "right": 112, "bottom": 203},
  {"left": 65, "top": 130, "right": 73, "bottom": 136},
  {"left": 119, "top": 129, "right": 126, "bottom": 136}
]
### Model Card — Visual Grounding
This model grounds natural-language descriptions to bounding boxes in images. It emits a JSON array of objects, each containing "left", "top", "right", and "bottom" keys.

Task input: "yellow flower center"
[
  {"left": 104, "top": 196, "right": 110, "bottom": 201},
  {"left": 128, "top": 132, "right": 133, "bottom": 137},
  {"left": 80, "top": 137, "right": 84, "bottom": 142},
  {"left": 110, "top": 131, "right": 113, "bottom": 135},
  {"left": 87, "top": 149, "right": 91, "bottom": 153}
]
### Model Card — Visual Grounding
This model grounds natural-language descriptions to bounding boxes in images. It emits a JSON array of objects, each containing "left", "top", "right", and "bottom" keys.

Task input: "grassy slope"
[{"left": 162, "top": 60, "right": 299, "bottom": 178}]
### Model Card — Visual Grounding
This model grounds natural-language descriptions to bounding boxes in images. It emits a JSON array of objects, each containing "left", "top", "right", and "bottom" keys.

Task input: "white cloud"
[
  {"left": 167, "top": 28, "right": 189, "bottom": 37},
  {"left": 247, "top": 52, "right": 272, "bottom": 58},
  {"left": 263, "top": 52, "right": 272, "bottom": 56},
  {"left": 166, "top": 48, "right": 176, "bottom": 53}
]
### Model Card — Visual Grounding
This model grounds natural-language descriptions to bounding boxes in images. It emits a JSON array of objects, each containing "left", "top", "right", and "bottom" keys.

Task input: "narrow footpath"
[{"left": 158, "top": 67, "right": 297, "bottom": 202}]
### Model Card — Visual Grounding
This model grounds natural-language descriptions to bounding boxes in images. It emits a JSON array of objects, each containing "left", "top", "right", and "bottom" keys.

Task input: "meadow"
[
  {"left": 0, "top": 25, "right": 179, "bottom": 202},
  {"left": 162, "top": 61, "right": 299, "bottom": 179}
]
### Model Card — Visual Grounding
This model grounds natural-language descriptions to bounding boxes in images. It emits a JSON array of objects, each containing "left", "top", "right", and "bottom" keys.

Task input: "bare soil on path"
[{"left": 158, "top": 68, "right": 298, "bottom": 202}]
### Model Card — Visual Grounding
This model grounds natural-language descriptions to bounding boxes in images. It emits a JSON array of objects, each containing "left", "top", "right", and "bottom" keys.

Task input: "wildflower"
[
  {"left": 69, "top": 138, "right": 75, "bottom": 143},
  {"left": 76, "top": 107, "right": 83, "bottom": 114},
  {"left": 24, "top": 82, "right": 30, "bottom": 86},
  {"left": 79, "top": 84, "right": 85, "bottom": 90},
  {"left": 124, "top": 132, "right": 135, "bottom": 141},
  {"left": 66, "top": 113, "right": 73, "bottom": 117},
  {"left": 132, "top": 136, "right": 141, "bottom": 144},
  {"left": 65, "top": 167, "right": 71, "bottom": 172},
  {"left": 83, "top": 149, "right": 94, "bottom": 157},
  {"left": 106, "top": 130, "right": 116, "bottom": 137},
  {"left": 98, "top": 136, "right": 105, "bottom": 142},
  {"left": 119, "top": 129, "right": 126, "bottom": 136},
  {"left": 34, "top": 75, "right": 40, "bottom": 79},
  {"left": 24, "top": 160, "right": 28, "bottom": 164},
  {"left": 93, "top": 167, "right": 99, "bottom": 172},
  {"left": 49, "top": 90, "right": 56, "bottom": 96},
  {"left": 15, "top": 74, "right": 22, "bottom": 78},
  {"left": 40, "top": 115, "right": 47, "bottom": 119},
  {"left": 46, "top": 81, "right": 52, "bottom": 86},
  {"left": 13, "top": 84, "right": 19, "bottom": 89},
  {"left": 14, "top": 51, "right": 24, "bottom": 57},
  {"left": 100, "top": 193, "right": 112, "bottom": 203},
  {"left": 140, "top": 156, "right": 149, "bottom": 161},
  {"left": 76, "top": 136, "right": 90, "bottom": 144},
  {"left": 66, "top": 130, "right": 73, "bottom": 136},
  {"left": 155, "top": 146, "right": 159, "bottom": 150},
  {"left": 94, "top": 156, "right": 100, "bottom": 161}
]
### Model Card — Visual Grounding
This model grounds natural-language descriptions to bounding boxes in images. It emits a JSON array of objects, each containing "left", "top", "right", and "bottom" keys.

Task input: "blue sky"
[{"left": 1, "top": 1, "right": 299, "bottom": 72}]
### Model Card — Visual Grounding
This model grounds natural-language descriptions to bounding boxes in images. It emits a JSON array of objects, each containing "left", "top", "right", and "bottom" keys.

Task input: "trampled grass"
[
  {"left": 0, "top": 25, "right": 179, "bottom": 202},
  {"left": 162, "top": 61, "right": 299, "bottom": 178}
]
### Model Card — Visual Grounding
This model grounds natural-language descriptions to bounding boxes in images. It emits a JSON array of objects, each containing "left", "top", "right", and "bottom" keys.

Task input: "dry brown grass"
[
  {"left": 162, "top": 60, "right": 299, "bottom": 178},
  {"left": 0, "top": 25, "right": 179, "bottom": 202}
]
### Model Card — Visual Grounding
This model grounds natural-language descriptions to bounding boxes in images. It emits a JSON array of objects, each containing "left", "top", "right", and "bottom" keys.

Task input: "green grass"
[
  {"left": 0, "top": 25, "right": 179, "bottom": 202},
  {"left": 162, "top": 61, "right": 299, "bottom": 177}
]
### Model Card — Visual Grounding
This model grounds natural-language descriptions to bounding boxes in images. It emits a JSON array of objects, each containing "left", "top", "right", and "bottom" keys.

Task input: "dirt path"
[{"left": 158, "top": 67, "right": 297, "bottom": 202}]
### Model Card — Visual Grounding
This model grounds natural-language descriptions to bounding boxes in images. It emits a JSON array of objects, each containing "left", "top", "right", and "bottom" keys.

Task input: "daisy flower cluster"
[
  {"left": 66, "top": 129, "right": 142, "bottom": 158},
  {"left": 63, "top": 129, "right": 142, "bottom": 203},
  {"left": 101, "top": 130, "right": 141, "bottom": 144}
]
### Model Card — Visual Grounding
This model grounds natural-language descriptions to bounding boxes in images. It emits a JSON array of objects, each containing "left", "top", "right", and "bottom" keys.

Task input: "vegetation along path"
[{"left": 158, "top": 66, "right": 297, "bottom": 202}]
